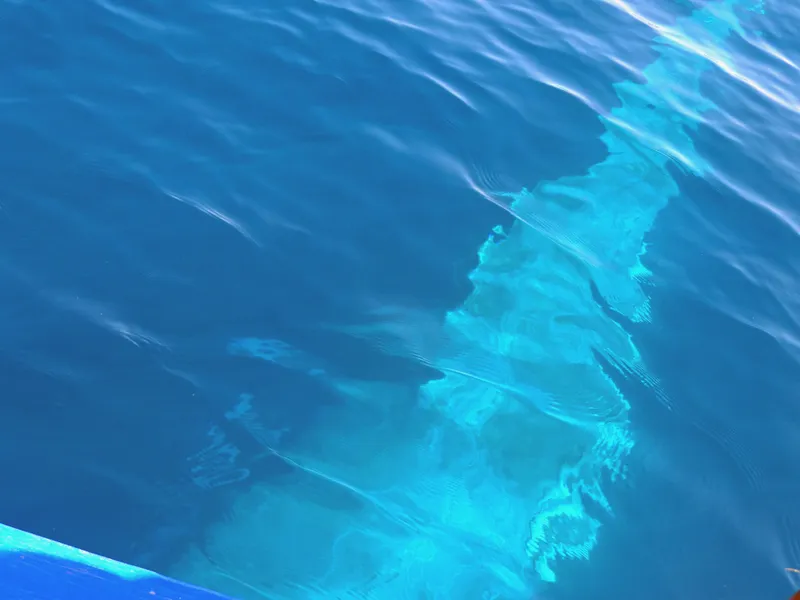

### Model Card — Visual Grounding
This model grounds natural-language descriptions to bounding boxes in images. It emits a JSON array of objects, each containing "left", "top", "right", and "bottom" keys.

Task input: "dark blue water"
[{"left": 1, "top": 0, "right": 799, "bottom": 598}]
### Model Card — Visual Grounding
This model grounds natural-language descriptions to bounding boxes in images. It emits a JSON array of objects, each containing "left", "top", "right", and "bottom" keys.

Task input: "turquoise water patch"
[{"left": 170, "top": 1, "right": 764, "bottom": 597}]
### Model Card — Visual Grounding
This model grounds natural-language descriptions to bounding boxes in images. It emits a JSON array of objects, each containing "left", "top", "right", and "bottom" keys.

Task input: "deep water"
[{"left": 1, "top": 0, "right": 799, "bottom": 598}]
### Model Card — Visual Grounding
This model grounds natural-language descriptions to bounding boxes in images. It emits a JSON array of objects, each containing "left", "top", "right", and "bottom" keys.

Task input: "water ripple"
[{"left": 2, "top": 0, "right": 799, "bottom": 598}]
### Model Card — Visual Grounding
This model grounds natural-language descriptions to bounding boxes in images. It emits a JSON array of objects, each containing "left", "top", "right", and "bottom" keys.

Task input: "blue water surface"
[{"left": 1, "top": 0, "right": 799, "bottom": 598}]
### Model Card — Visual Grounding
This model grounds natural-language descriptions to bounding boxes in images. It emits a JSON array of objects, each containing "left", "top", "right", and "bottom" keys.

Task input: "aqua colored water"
[{"left": 1, "top": 0, "right": 799, "bottom": 598}]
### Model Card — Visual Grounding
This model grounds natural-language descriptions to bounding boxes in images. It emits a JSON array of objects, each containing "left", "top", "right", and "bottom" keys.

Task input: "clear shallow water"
[{"left": 1, "top": 0, "right": 799, "bottom": 598}]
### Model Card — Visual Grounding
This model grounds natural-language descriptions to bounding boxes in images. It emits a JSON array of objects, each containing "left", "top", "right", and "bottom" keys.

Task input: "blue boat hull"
[{"left": 0, "top": 523, "right": 229, "bottom": 600}]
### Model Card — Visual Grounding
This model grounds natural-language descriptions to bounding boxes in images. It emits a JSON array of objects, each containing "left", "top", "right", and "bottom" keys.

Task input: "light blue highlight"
[{"left": 228, "top": 337, "right": 328, "bottom": 378}]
